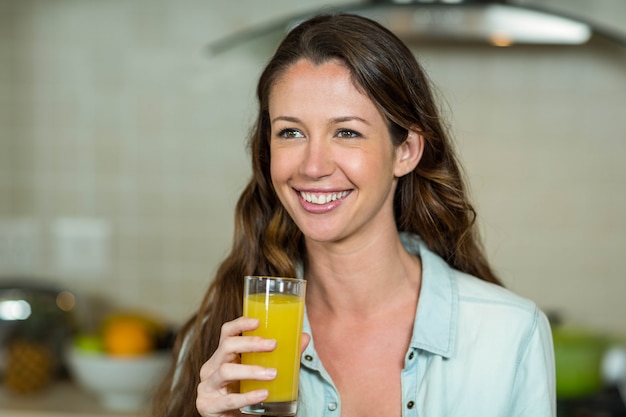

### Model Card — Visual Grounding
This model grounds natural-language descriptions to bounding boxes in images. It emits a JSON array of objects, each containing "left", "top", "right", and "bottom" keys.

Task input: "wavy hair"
[{"left": 153, "top": 13, "right": 500, "bottom": 417}]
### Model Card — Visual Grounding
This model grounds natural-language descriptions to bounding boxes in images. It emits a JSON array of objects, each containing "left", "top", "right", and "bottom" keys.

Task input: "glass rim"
[{"left": 244, "top": 275, "right": 306, "bottom": 283}]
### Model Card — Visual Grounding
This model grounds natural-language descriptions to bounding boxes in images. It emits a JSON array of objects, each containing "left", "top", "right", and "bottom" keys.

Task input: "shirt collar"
[
  {"left": 298, "top": 232, "right": 458, "bottom": 359},
  {"left": 400, "top": 232, "right": 457, "bottom": 358}
]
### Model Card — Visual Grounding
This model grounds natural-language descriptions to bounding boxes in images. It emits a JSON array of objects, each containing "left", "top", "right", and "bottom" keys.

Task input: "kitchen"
[{"left": 1, "top": 0, "right": 626, "bottom": 415}]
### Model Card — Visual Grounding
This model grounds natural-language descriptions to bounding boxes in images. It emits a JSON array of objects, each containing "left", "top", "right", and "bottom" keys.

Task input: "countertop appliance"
[{"left": 0, "top": 279, "right": 76, "bottom": 374}]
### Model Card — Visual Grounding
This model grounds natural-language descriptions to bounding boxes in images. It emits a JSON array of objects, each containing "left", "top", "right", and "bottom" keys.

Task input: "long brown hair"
[{"left": 153, "top": 13, "right": 500, "bottom": 417}]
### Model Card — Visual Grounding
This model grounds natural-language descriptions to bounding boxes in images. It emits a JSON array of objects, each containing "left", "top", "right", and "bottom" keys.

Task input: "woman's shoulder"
[
  {"left": 451, "top": 270, "right": 552, "bottom": 358},
  {"left": 454, "top": 269, "right": 538, "bottom": 314}
]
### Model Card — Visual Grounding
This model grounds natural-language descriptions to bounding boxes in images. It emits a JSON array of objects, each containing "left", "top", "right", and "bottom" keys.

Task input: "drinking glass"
[{"left": 240, "top": 276, "right": 307, "bottom": 416}]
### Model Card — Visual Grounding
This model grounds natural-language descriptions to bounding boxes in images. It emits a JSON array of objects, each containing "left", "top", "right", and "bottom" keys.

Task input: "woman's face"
[{"left": 269, "top": 59, "right": 411, "bottom": 245}]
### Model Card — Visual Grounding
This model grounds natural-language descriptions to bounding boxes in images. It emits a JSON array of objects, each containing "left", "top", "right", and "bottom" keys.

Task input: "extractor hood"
[{"left": 207, "top": 0, "right": 626, "bottom": 55}]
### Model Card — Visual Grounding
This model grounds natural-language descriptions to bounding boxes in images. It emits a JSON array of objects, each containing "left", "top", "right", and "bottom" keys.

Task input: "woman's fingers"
[
  {"left": 195, "top": 316, "right": 277, "bottom": 417},
  {"left": 197, "top": 363, "right": 273, "bottom": 416},
  {"left": 203, "top": 362, "right": 277, "bottom": 389},
  {"left": 201, "top": 317, "right": 274, "bottom": 376},
  {"left": 196, "top": 386, "right": 268, "bottom": 417},
  {"left": 221, "top": 316, "right": 260, "bottom": 337},
  {"left": 200, "top": 335, "right": 276, "bottom": 381},
  {"left": 301, "top": 332, "right": 311, "bottom": 353}
]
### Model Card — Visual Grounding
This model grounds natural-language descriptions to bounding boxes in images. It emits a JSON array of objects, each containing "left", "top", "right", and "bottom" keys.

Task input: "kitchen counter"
[
  {"left": 5, "top": 380, "right": 623, "bottom": 417},
  {"left": 0, "top": 381, "right": 144, "bottom": 417}
]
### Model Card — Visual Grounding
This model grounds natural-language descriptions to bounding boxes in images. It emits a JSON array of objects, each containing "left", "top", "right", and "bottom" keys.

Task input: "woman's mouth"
[
  {"left": 296, "top": 190, "right": 351, "bottom": 213},
  {"left": 299, "top": 190, "right": 350, "bottom": 205}
]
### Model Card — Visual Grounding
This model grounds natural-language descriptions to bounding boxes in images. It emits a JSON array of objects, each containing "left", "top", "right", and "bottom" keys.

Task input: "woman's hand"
[{"left": 196, "top": 316, "right": 277, "bottom": 417}]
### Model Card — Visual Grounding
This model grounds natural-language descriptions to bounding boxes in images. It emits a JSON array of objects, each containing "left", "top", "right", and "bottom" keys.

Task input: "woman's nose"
[{"left": 299, "top": 137, "right": 334, "bottom": 179}]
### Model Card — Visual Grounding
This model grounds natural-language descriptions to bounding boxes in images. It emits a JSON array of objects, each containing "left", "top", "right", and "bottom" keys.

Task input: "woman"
[{"left": 153, "top": 14, "right": 555, "bottom": 417}]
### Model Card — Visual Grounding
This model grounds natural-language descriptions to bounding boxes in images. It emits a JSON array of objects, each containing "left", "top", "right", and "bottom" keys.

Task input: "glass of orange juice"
[{"left": 240, "top": 276, "right": 306, "bottom": 416}]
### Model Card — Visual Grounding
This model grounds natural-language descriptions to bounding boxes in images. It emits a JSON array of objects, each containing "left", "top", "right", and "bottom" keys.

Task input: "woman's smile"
[{"left": 296, "top": 189, "right": 352, "bottom": 214}]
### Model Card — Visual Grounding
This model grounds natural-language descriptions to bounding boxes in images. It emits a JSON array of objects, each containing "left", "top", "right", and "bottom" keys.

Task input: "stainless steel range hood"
[
  {"left": 207, "top": 0, "right": 626, "bottom": 55},
  {"left": 352, "top": 2, "right": 591, "bottom": 46}
]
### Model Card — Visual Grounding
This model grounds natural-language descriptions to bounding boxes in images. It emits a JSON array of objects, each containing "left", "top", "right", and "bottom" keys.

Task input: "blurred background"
[
  {"left": 2, "top": 0, "right": 626, "bottom": 414},
  {"left": 1, "top": 0, "right": 625, "bottom": 341}
]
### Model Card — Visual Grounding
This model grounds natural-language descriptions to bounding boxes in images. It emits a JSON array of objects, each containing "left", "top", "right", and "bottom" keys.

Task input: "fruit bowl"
[{"left": 65, "top": 345, "right": 172, "bottom": 412}]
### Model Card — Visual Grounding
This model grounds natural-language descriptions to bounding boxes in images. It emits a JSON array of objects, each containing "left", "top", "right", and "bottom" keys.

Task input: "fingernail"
[
  {"left": 265, "top": 368, "right": 277, "bottom": 378},
  {"left": 254, "top": 389, "right": 269, "bottom": 400}
]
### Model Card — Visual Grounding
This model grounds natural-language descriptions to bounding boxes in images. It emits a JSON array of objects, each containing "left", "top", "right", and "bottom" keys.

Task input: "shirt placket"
[
  {"left": 302, "top": 352, "right": 341, "bottom": 417},
  {"left": 402, "top": 348, "right": 419, "bottom": 417}
]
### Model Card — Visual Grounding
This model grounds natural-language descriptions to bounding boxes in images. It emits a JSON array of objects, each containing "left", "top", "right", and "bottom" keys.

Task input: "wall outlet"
[
  {"left": 0, "top": 218, "right": 40, "bottom": 274},
  {"left": 52, "top": 218, "right": 111, "bottom": 277}
]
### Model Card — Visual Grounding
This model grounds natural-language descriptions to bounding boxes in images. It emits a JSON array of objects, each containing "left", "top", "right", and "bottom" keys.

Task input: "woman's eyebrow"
[
  {"left": 271, "top": 115, "right": 370, "bottom": 125},
  {"left": 330, "top": 116, "right": 370, "bottom": 125},
  {"left": 271, "top": 115, "right": 301, "bottom": 124}
]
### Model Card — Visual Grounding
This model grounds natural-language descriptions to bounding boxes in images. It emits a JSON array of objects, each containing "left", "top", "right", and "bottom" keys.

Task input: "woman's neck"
[{"left": 304, "top": 229, "right": 422, "bottom": 317}]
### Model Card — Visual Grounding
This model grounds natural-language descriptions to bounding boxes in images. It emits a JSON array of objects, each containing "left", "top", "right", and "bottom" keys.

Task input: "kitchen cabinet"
[{"left": 0, "top": 381, "right": 142, "bottom": 417}]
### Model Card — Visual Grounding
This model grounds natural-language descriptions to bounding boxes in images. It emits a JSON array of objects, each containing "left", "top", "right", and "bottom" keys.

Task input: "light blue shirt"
[{"left": 297, "top": 233, "right": 556, "bottom": 416}]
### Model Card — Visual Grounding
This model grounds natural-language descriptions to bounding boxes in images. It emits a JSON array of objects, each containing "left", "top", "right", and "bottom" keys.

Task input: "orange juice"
[{"left": 241, "top": 292, "right": 305, "bottom": 402}]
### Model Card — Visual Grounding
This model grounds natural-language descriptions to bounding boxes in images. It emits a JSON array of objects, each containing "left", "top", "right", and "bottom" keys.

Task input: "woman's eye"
[
  {"left": 336, "top": 129, "right": 360, "bottom": 139},
  {"left": 278, "top": 128, "right": 304, "bottom": 139}
]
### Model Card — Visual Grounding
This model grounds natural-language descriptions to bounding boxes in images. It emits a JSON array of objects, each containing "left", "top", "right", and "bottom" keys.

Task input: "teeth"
[{"left": 300, "top": 191, "right": 349, "bottom": 205}]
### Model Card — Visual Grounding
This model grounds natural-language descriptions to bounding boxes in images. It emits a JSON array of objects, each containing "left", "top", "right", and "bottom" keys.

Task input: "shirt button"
[
  {"left": 407, "top": 401, "right": 415, "bottom": 409},
  {"left": 304, "top": 354, "right": 313, "bottom": 362},
  {"left": 408, "top": 351, "right": 415, "bottom": 360},
  {"left": 328, "top": 402, "right": 337, "bottom": 411}
]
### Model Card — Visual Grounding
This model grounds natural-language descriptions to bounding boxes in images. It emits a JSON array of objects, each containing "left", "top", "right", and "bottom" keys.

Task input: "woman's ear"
[{"left": 393, "top": 129, "right": 424, "bottom": 177}]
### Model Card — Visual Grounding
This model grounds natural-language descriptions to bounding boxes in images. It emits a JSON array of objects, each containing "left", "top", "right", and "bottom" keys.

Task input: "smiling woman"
[{"left": 152, "top": 13, "right": 555, "bottom": 417}]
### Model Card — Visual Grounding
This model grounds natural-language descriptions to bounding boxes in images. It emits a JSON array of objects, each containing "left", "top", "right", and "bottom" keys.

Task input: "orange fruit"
[{"left": 102, "top": 319, "right": 154, "bottom": 356}]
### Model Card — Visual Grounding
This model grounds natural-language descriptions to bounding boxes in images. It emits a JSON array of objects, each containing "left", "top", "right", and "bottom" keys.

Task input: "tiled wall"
[{"left": 1, "top": 0, "right": 625, "bottom": 335}]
